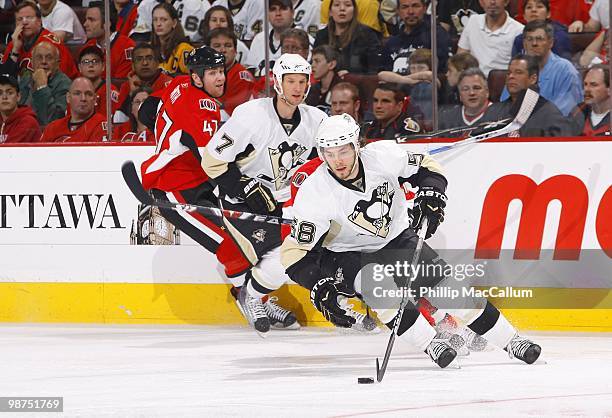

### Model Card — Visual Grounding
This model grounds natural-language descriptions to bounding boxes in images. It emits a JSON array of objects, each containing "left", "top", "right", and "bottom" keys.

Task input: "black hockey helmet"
[{"left": 186, "top": 46, "right": 225, "bottom": 78}]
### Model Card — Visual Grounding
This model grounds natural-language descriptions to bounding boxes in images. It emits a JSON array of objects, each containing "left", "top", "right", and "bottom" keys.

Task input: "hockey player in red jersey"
[
  {"left": 138, "top": 46, "right": 252, "bottom": 280},
  {"left": 281, "top": 114, "right": 542, "bottom": 367}
]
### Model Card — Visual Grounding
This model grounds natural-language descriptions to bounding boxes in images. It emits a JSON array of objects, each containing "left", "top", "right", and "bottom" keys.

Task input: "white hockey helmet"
[
  {"left": 316, "top": 113, "right": 361, "bottom": 150},
  {"left": 272, "top": 53, "right": 312, "bottom": 100}
]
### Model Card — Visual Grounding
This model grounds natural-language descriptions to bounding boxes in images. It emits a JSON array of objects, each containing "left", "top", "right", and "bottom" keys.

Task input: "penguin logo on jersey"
[
  {"left": 348, "top": 182, "right": 395, "bottom": 238},
  {"left": 258, "top": 141, "right": 308, "bottom": 190}
]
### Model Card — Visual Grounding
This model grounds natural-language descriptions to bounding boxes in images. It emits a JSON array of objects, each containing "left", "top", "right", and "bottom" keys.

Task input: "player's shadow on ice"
[{"left": 226, "top": 354, "right": 457, "bottom": 380}]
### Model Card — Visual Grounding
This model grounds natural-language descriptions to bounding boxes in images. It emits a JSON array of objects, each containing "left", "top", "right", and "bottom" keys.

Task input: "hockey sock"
[
  {"left": 467, "top": 301, "right": 516, "bottom": 348},
  {"left": 386, "top": 307, "right": 436, "bottom": 351},
  {"left": 247, "top": 271, "right": 276, "bottom": 300}
]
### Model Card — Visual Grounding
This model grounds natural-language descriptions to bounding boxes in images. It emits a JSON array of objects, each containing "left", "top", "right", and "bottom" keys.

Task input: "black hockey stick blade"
[
  {"left": 121, "top": 160, "right": 293, "bottom": 225},
  {"left": 376, "top": 332, "right": 396, "bottom": 382},
  {"left": 121, "top": 161, "right": 156, "bottom": 206}
]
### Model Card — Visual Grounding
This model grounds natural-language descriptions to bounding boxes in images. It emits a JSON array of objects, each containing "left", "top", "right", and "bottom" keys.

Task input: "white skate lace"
[
  {"left": 427, "top": 340, "right": 449, "bottom": 360},
  {"left": 507, "top": 335, "right": 532, "bottom": 359},
  {"left": 245, "top": 294, "right": 267, "bottom": 321},
  {"left": 264, "top": 296, "right": 291, "bottom": 323},
  {"left": 436, "top": 329, "right": 466, "bottom": 351},
  {"left": 462, "top": 328, "right": 487, "bottom": 351}
]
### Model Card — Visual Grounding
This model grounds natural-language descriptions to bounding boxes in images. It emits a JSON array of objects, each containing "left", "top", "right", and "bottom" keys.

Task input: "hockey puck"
[{"left": 358, "top": 377, "right": 375, "bottom": 384}]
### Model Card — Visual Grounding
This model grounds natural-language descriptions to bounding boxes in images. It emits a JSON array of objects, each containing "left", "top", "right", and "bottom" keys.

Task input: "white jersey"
[
  {"left": 202, "top": 98, "right": 328, "bottom": 202},
  {"left": 211, "top": 0, "right": 265, "bottom": 41},
  {"left": 246, "top": 29, "right": 314, "bottom": 75},
  {"left": 134, "top": 0, "right": 210, "bottom": 42},
  {"left": 175, "top": 0, "right": 211, "bottom": 42},
  {"left": 282, "top": 141, "right": 437, "bottom": 256},
  {"left": 245, "top": 29, "right": 282, "bottom": 75},
  {"left": 236, "top": 39, "right": 250, "bottom": 64},
  {"left": 293, "top": 0, "right": 321, "bottom": 37}
]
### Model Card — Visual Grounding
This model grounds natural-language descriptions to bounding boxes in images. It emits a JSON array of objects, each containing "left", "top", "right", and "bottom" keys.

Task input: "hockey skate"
[
  {"left": 435, "top": 328, "right": 469, "bottom": 356},
  {"left": 237, "top": 285, "right": 270, "bottom": 335},
  {"left": 339, "top": 299, "right": 379, "bottom": 333},
  {"left": 505, "top": 334, "right": 541, "bottom": 364},
  {"left": 461, "top": 327, "right": 488, "bottom": 352},
  {"left": 425, "top": 339, "right": 457, "bottom": 368},
  {"left": 263, "top": 296, "right": 300, "bottom": 330}
]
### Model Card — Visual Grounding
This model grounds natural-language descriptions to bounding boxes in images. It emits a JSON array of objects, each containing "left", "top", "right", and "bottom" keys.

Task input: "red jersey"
[
  {"left": 0, "top": 106, "right": 42, "bottom": 143},
  {"left": 117, "top": 70, "right": 173, "bottom": 112},
  {"left": 116, "top": 3, "right": 138, "bottom": 38},
  {"left": 83, "top": 33, "right": 135, "bottom": 78},
  {"left": 65, "top": 81, "right": 119, "bottom": 117},
  {"left": 516, "top": 0, "right": 591, "bottom": 26},
  {"left": 140, "top": 76, "right": 221, "bottom": 192},
  {"left": 114, "top": 121, "right": 154, "bottom": 143},
  {"left": 96, "top": 81, "right": 120, "bottom": 115},
  {"left": 40, "top": 112, "right": 108, "bottom": 143},
  {"left": 281, "top": 157, "right": 324, "bottom": 239},
  {"left": 1, "top": 29, "right": 78, "bottom": 79},
  {"left": 220, "top": 62, "right": 254, "bottom": 116}
]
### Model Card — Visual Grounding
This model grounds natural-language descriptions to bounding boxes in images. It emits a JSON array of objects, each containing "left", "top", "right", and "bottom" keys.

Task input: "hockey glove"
[
  {"left": 411, "top": 186, "right": 447, "bottom": 239},
  {"left": 310, "top": 277, "right": 357, "bottom": 328},
  {"left": 238, "top": 176, "right": 277, "bottom": 214}
]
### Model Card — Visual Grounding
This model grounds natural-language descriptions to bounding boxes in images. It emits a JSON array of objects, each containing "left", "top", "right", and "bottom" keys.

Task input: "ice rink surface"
[{"left": 2, "top": 324, "right": 612, "bottom": 417}]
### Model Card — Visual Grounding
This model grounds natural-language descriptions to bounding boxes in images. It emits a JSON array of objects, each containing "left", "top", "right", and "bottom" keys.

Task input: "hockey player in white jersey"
[
  {"left": 280, "top": 114, "right": 542, "bottom": 367},
  {"left": 133, "top": 0, "right": 210, "bottom": 42},
  {"left": 201, "top": 53, "right": 327, "bottom": 334},
  {"left": 212, "top": 0, "right": 265, "bottom": 41},
  {"left": 292, "top": 0, "right": 321, "bottom": 37}
]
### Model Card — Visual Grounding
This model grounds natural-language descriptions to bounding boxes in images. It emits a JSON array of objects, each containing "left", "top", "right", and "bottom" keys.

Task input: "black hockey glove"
[
  {"left": 411, "top": 186, "right": 447, "bottom": 239},
  {"left": 238, "top": 176, "right": 277, "bottom": 214},
  {"left": 310, "top": 277, "right": 357, "bottom": 328}
]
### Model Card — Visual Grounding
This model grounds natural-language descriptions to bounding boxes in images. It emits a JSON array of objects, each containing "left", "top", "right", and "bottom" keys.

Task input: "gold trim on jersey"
[{"left": 201, "top": 149, "right": 230, "bottom": 178}]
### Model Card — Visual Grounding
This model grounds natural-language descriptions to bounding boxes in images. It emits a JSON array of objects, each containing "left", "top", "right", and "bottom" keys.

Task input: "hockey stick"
[
  {"left": 427, "top": 88, "right": 540, "bottom": 155},
  {"left": 395, "top": 118, "right": 512, "bottom": 142},
  {"left": 375, "top": 218, "right": 429, "bottom": 383},
  {"left": 121, "top": 161, "right": 293, "bottom": 226}
]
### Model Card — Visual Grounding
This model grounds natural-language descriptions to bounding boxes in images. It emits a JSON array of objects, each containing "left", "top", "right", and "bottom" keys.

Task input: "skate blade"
[
  {"left": 270, "top": 322, "right": 301, "bottom": 330},
  {"left": 254, "top": 328, "right": 269, "bottom": 339}
]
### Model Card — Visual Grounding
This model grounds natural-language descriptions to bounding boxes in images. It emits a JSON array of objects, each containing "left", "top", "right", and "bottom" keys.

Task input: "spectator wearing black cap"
[{"left": 0, "top": 74, "right": 42, "bottom": 143}]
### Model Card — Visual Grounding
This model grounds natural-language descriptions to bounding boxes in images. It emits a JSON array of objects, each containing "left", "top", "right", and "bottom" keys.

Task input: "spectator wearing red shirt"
[
  {"left": 206, "top": 27, "right": 254, "bottom": 120},
  {"left": 77, "top": 46, "right": 120, "bottom": 117},
  {"left": 517, "top": 0, "right": 590, "bottom": 27},
  {"left": 114, "top": 0, "right": 138, "bottom": 37},
  {"left": 40, "top": 77, "right": 108, "bottom": 143},
  {"left": 0, "top": 1, "right": 77, "bottom": 79},
  {"left": 114, "top": 86, "right": 155, "bottom": 142},
  {"left": 0, "top": 74, "right": 41, "bottom": 143},
  {"left": 114, "top": 43, "right": 173, "bottom": 123},
  {"left": 82, "top": 1, "right": 135, "bottom": 78}
]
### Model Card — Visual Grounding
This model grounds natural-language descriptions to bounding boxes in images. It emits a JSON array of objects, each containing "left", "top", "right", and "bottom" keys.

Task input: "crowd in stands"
[{"left": 0, "top": 0, "right": 610, "bottom": 144}]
